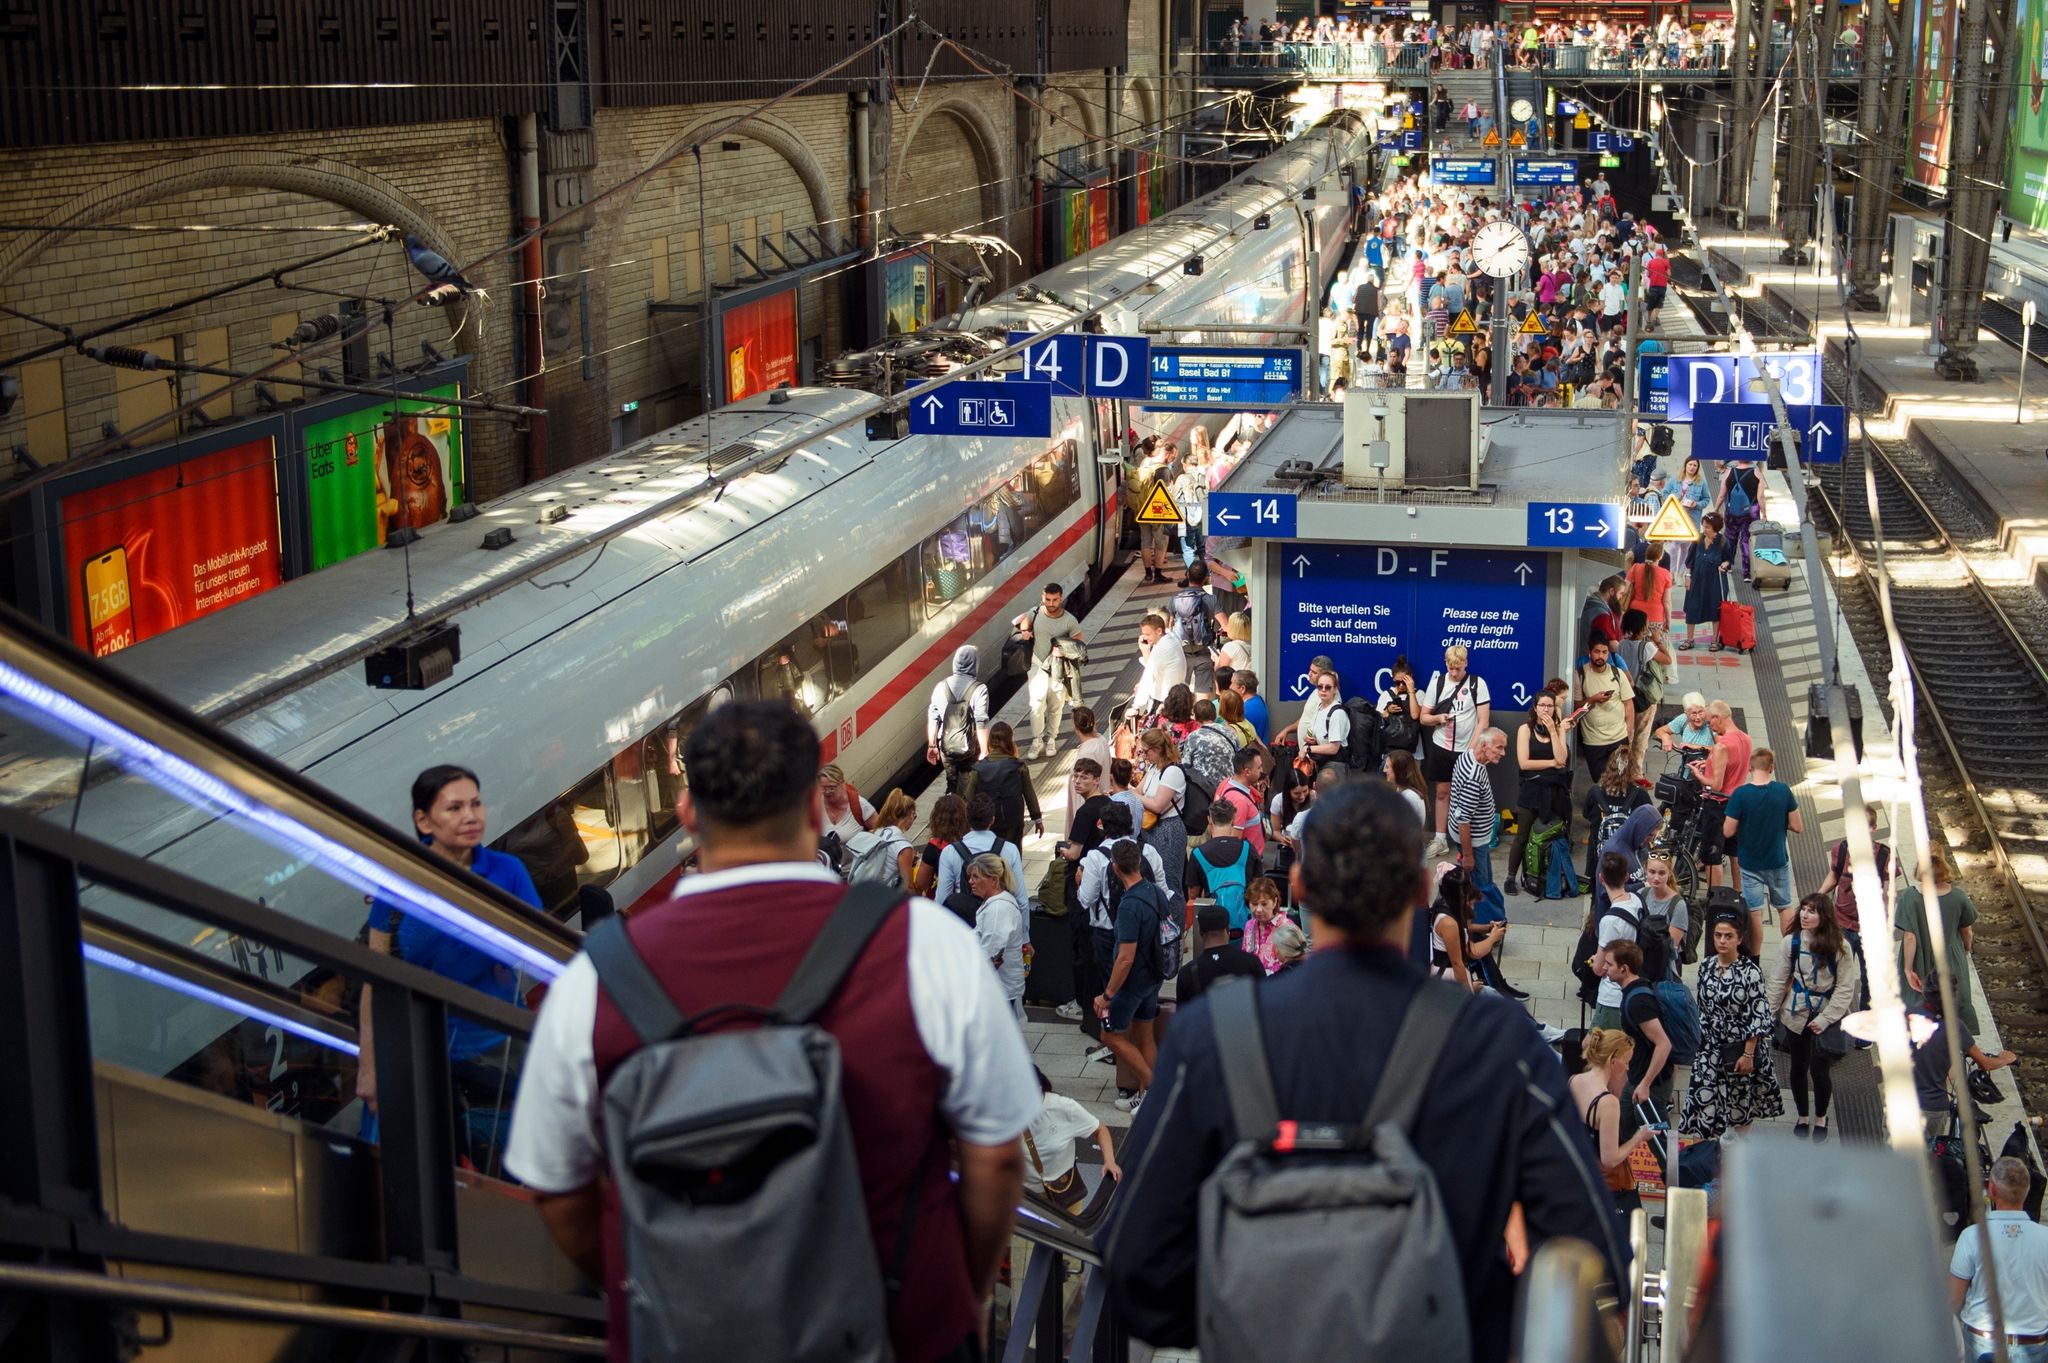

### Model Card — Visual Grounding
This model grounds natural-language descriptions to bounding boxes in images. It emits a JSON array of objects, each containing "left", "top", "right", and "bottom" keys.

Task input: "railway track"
[{"left": 1674, "top": 260, "right": 2048, "bottom": 1104}]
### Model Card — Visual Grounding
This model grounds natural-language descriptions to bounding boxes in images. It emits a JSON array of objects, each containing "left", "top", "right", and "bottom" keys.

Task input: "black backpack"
[
  {"left": 1608, "top": 901, "right": 1671, "bottom": 985},
  {"left": 1342, "top": 696, "right": 1386, "bottom": 773}
]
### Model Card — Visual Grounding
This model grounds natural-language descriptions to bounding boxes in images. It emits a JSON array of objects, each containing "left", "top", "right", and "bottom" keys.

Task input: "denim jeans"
[
  {"left": 1457, "top": 827, "right": 1505, "bottom": 920},
  {"left": 1969, "top": 1340, "right": 2048, "bottom": 1363}
]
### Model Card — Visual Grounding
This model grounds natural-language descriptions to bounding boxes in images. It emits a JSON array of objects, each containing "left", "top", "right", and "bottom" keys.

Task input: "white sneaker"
[
  {"left": 1027, "top": 741, "right": 1047, "bottom": 760},
  {"left": 1054, "top": 1001, "right": 1084, "bottom": 1021},
  {"left": 1087, "top": 1045, "right": 1115, "bottom": 1064},
  {"left": 1538, "top": 1023, "right": 1567, "bottom": 1043},
  {"left": 1424, "top": 835, "right": 1452, "bottom": 861},
  {"left": 1114, "top": 1091, "right": 1146, "bottom": 1114}
]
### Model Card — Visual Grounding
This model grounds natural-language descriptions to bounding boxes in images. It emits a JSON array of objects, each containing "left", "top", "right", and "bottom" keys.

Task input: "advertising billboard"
[
  {"left": 2009, "top": 0, "right": 2048, "bottom": 228},
  {"left": 1136, "top": 150, "right": 1155, "bottom": 226},
  {"left": 1064, "top": 186, "right": 1089, "bottom": 261},
  {"left": 722, "top": 286, "right": 799, "bottom": 402},
  {"left": 883, "top": 249, "right": 933, "bottom": 335},
  {"left": 59, "top": 437, "right": 284, "bottom": 656},
  {"left": 1089, "top": 181, "right": 1111, "bottom": 249},
  {"left": 1908, "top": 0, "right": 1957, "bottom": 189},
  {"left": 300, "top": 387, "right": 467, "bottom": 570}
]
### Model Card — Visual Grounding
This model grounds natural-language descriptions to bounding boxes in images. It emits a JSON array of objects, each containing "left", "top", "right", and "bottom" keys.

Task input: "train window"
[
  {"left": 838, "top": 557, "right": 915, "bottom": 684},
  {"left": 921, "top": 510, "right": 989, "bottom": 609},
  {"left": 494, "top": 771, "right": 612, "bottom": 919},
  {"left": 1019, "top": 439, "right": 1079, "bottom": 527}
]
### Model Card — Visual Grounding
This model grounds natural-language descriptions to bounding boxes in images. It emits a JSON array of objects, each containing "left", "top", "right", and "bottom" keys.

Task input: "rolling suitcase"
[
  {"left": 1718, "top": 600, "right": 1756, "bottom": 652},
  {"left": 1749, "top": 520, "right": 1792, "bottom": 590}
]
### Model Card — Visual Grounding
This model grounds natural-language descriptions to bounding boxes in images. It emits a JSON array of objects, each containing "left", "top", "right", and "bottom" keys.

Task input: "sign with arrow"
[
  {"left": 1689, "top": 400, "right": 1846, "bottom": 464},
  {"left": 1208, "top": 491, "right": 1296, "bottom": 538},
  {"left": 908, "top": 379, "right": 1053, "bottom": 437},
  {"left": 1135, "top": 481, "right": 1184, "bottom": 525},
  {"left": 1645, "top": 494, "right": 1699, "bottom": 542},
  {"left": 1277, "top": 544, "right": 1548, "bottom": 711},
  {"left": 1525, "top": 501, "right": 1626, "bottom": 550}
]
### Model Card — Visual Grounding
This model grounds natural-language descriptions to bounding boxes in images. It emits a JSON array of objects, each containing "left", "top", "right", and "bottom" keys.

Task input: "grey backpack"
[
  {"left": 584, "top": 885, "right": 917, "bottom": 1363},
  {"left": 1200, "top": 978, "right": 1471, "bottom": 1362}
]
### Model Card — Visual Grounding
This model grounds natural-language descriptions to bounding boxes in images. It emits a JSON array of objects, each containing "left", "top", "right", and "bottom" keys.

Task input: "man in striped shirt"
[{"left": 1451, "top": 726, "right": 1508, "bottom": 905}]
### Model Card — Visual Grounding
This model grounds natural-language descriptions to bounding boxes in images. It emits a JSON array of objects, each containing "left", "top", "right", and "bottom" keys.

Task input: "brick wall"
[{"left": 0, "top": 120, "right": 522, "bottom": 495}]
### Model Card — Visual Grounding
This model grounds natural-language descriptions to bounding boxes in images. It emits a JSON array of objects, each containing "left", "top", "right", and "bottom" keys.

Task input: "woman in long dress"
[
  {"left": 1680, "top": 916, "right": 1784, "bottom": 1138},
  {"left": 1679, "top": 511, "right": 1733, "bottom": 651}
]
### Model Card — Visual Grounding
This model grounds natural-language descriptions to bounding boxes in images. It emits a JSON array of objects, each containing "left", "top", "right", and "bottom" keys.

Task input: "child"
[
  {"left": 1241, "top": 877, "right": 1287, "bottom": 975},
  {"left": 1642, "top": 851, "right": 1688, "bottom": 980}
]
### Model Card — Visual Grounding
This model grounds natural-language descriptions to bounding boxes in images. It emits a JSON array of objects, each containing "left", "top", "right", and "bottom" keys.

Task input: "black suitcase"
[{"left": 1025, "top": 905, "right": 1076, "bottom": 1005}]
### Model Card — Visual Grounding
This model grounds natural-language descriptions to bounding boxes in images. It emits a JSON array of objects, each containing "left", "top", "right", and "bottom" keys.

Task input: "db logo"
[{"left": 838, "top": 717, "right": 857, "bottom": 752}]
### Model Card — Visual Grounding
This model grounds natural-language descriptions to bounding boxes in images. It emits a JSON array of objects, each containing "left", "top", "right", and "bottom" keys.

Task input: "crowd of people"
[
  {"left": 324, "top": 151, "right": 2036, "bottom": 1363},
  {"left": 1219, "top": 13, "right": 1748, "bottom": 74},
  {"left": 1319, "top": 163, "right": 1667, "bottom": 405}
]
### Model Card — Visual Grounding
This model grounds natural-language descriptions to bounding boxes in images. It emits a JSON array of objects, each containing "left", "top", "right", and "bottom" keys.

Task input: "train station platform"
[
  {"left": 939, "top": 451, "right": 2030, "bottom": 1168},
  {"left": 1701, "top": 229, "right": 2048, "bottom": 601}
]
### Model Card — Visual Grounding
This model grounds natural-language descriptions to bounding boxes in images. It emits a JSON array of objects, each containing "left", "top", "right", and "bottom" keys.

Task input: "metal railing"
[{"left": 1198, "top": 41, "right": 1866, "bottom": 81}]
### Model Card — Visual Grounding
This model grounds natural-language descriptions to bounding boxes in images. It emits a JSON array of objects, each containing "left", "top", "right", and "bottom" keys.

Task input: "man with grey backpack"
[
  {"left": 1103, "top": 779, "right": 1626, "bottom": 1362},
  {"left": 507, "top": 700, "right": 1038, "bottom": 1363}
]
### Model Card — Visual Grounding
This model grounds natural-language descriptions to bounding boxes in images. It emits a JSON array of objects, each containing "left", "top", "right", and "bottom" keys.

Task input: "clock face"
[
  {"left": 1511, "top": 98, "right": 1535, "bottom": 122},
  {"left": 1474, "top": 221, "right": 1531, "bottom": 277}
]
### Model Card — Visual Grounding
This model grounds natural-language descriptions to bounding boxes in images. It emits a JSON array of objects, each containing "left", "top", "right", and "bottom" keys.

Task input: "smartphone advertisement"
[
  {"left": 1908, "top": 0, "right": 1958, "bottom": 190},
  {"left": 299, "top": 386, "right": 466, "bottom": 570},
  {"left": 2008, "top": 0, "right": 2048, "bottom": 229},
  {"left": 721, "top": 287, "right": 799, "bottom": 404},
  {"left": 882, "top": 249, "right": 934, "bottom": 336},
  {"left": 59, "top": 437, "right": 285, "bottom": 656}
]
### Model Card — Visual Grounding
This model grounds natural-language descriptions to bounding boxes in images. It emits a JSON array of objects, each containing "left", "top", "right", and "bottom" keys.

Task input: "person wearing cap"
[{"left": 1174, "top": 903, "right": 1265, "bottom": 1004}]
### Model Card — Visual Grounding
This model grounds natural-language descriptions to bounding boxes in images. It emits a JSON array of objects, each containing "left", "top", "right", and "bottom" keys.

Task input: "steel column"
[
  {"left": 1846, "top": 0, "right": 1914, "bottom": 308},
  {"left": 369, "top": 986, "right": 462, "bottom": 1281},
  {"left": 1778, "top": 0, "right": 1820, "bottom": 261},
  {"left": 1935, "top": 0, "right": 2020, "bottom": 378},
  {"left": 1722, "top": 0, "right": 1762, "bottom": 225},
  {"left": 0, "top": 834, "right": 115, "bottom": 1363}
]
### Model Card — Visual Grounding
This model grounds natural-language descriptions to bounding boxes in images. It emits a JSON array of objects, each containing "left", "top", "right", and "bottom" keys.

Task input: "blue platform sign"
[
  {"left": 1278, "top": 545, "right": 1550, "bottom": 710},
  {"left": 1638, "top": 353, "right": 1671, "bottom": 416},
  {"left": 1431, "top": 157, "right": 1498, "bottom": 186},
  {"left": 1006, "top": 332, "right": 1151, "bottom": 399},
  {"left": 1691, "top": 401, "right": 1847, "bottom": 464},
  {"left": 1526, "top": 501, "right": 1626, "bottom": 549},
  {"left": 1513, "top": 157, "right": 1578, "bottom": 187},
  {"left": 1590, "top": 132, "right": 1636, "bottom": 153},
  {"left": 1662, "top": 350, "right": 1821, "bottom": 422},
  {"left": 910, "top": 379, "right": 1053, "bottom": 437},
  {"left": 1208, "top": 491, "right": 1296, "bottom": 539},
  {"left": 1378, "top": 129, "right": 1425, "bottom": 150},
  {"left": 1146, "top": 346, "right": 1302, "bottom": 407}
]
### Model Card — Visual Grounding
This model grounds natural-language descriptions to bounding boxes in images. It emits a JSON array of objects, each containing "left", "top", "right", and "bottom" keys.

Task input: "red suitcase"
[{"left": 1718, "top": 601, "right": 1756, "bottom": 652}]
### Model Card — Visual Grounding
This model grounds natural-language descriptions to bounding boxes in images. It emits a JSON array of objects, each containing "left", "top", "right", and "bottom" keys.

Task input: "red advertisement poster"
[
  {"left": 1136, "top": 152, "right": 1153, "bottom": 226},
  {"left": 1909, "top": 0, "right": 1958, "bottom": 189},
  {"left": 1090, "top": 182, "right": 1111, "bottom": 248},
  {"left": 60, "top": 437, "right": 284, "bottom": 656},
  {"left": 723, "top": 287, "right": 799, "bottom": 403}
]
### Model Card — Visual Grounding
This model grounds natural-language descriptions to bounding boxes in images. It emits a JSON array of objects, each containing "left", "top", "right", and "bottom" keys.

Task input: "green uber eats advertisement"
[
  {"left": 2010, "top": 0, "right": 2048, "bottom": 230},
  {"left": 300, "top": 386, "right": 467, "bottom": 570}
]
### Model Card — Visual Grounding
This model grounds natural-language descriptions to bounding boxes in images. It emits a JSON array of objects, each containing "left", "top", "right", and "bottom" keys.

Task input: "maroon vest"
[{"left": 589, "top": 879, "right": 971, "bottom": 1363}]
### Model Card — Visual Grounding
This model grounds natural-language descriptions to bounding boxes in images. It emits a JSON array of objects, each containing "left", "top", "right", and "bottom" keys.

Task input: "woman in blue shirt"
[{"left": 358, "top": 765, "right": 543, "bottom": 1168}]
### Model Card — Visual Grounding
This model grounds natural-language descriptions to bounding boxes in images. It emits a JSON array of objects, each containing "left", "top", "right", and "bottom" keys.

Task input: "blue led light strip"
[
  {"left": 0, "top": 657, "right": 563, "bottom": 981},
  {"left": 84, "top": 943, "right": 361, "bottom": 1057}
]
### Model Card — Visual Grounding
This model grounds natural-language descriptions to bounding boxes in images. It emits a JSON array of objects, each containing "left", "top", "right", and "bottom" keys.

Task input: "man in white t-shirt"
[
  {"left": 1590, "top": 853, "right": 1645, "bottom": 1031},
  {"left": 1418, "top": 645, "right": 1490, "bottom": 853},
  {"left": 1026, "top": 1084, "right": 1119, "bottom": 1195},
  {"left": 1952, "top": 1157, "right": 2048, "bottom": 1361},
  {"left": 1273, "top": 653, "right": 1336, "bottom": 746},
  {"left": 1132, "top": 613, "right": 1187, "bottom": 717}
]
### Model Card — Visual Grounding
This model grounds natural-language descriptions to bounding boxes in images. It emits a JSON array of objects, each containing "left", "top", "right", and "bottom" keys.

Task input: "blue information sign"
[
  {"left": 1278, "top": 545, "right": 1550, "bottom": 710},
  {"left": 1005, "top": 332, "right": 1151, "bottom": 399},
  {"left": 909, "top": 379, "right": 1054, "bottom": 437},
  {"left": 1208, "top": 491, "right": 1297, "bottom": 539},
  {"left": 1146, "top": 346, "right": 1302, "bottom": 407},
  {"left": 1661, "top": 351, "right": 1822, "bottom": 423},
  {"left": 1690, "top": 402, "right": 1846, "bottom": 464},
  {"left": 1513, "top": 157, "right": 1577, "bottom": 187},
  {"left": 1526, "top": 501, "right": 1626, "bottom": 549},
  {"left": 1590, "top": 132, "right": 1636, "bottom": 153},
  {"left": 1378, "top": 129, "right": 1425, "bottom": 150},
  {"left": 1431, "top": 157, "right": 1498, "bottom": 186},
  {"left": 1638, "top": 353, "right": 1670, "bottom": 416}
]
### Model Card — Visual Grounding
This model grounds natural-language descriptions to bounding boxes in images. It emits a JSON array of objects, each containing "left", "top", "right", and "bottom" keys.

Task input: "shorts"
[
  {"left": 1140, "top": 524, "right": 1170, "bottom": 551},
  {"left": 1740, "top": 862, "right": 1796, "bottom": 913},
  {"left": 1644, "top": 285, "right": 1667, "bottom": 311},
  {"left": 1104, "top": 982, "right": 1161, "bottom": 1033},
  {"left": 1423, "top": 742, "right": 1459, "bottom": 783}
]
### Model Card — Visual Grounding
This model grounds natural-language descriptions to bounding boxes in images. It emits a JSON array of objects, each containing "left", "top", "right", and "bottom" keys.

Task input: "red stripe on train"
[{"left": 819, "top": 500, "right": 1105, "bottom": 766}]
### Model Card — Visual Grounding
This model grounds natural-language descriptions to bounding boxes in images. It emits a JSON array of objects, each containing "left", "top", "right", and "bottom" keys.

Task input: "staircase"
[
  {"left": 1431, "top": 68, "right": 1496, "bottom": 150},
  {"left": 1504, "top": 68, "right": 1549, "bottom": 150}
]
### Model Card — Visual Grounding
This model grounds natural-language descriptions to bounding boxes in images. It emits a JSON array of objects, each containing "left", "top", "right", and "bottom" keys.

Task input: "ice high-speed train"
[{"left": 27, "top": 112, "right": 1372, "bottom": 1043}]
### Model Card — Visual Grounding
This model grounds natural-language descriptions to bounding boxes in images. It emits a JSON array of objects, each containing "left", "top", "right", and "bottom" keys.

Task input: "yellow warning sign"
[
  {"left": 1518, "top": 311, "right": 1549, "bottom": 336},
  {"left": 1482, "top": 128, "right": 1501, "bottom": 147},
  {"left": 1509, "top": 128, "right": 1527, "bottom": 147},
  {"left": 1574, "top": 111, "right": 1592, "bottom": 130},
  {"left": 1135, "top": 481, "right": 1184, "bottom": 525},
  {"left": 1448, "top": 309, "right": 1479, "bottom": 337},
  {"left": 1645, "top": 494, "right": 1699, "bottom": 542}
]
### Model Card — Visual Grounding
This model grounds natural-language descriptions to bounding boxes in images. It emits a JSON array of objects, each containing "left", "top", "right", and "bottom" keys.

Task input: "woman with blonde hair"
[
  {"left": 844, "top": 788, "right": 919, "bottom": 889},
  {"left": 1565, "top": 1028, "right": 1653, "bottom": 1212},
  {"left": 1214, "top": 611, "right": 1254, "bottom": 675},
  {"left": 1135, "top": 727, "right": 1188, "bottom": 898},
  {"left": 966, "top": 852, "right": 1028, "bottom": 1019}
]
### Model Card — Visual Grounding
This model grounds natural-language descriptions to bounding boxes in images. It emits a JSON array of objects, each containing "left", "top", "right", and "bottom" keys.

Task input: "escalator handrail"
[
  {"left": 4, "top": 806, "right": 532, "bottom": 1039},
  {"left": 0, "top": 605, "right": 579, "bottom": 978},
  {"left": 1515, "top": 1236, "right": 1623, "bottom": 1363}
]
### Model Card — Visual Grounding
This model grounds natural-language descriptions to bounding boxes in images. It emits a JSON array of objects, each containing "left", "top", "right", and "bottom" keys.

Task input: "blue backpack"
[
  {"left": 1198, "top": 839, "right": 1254, "bottom": 930},
  {"left": 1543, "top": 839, "right": 1584, "bottom": 900},
  {"left": 1627, "top": 980, "right": 1702, "bottom": 1067}
]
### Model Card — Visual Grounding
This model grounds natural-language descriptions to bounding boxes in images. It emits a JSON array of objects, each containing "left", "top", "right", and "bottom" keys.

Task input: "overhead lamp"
[
  {"left": 1254, "top": 213, "right": 1272, "bottom": 230},
  {"left": 1302, "top": 186, "right": 1317, "bottom": 201},
  {"left": 1185, "top": 256, "right": 1205, "bottom": 276}
]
